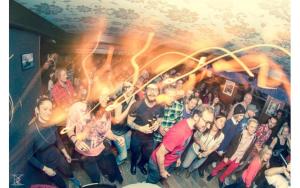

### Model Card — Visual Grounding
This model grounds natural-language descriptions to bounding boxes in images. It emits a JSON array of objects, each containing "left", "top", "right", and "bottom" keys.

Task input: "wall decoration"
[
  {"left": 223, "top": 80, "right": 235, "bottom": 96},
  {"left": 21, "top": 53, "right": 34, "bottom": 70},
  {"left": 264, "top": 95, "right": 285, "bottom": 116}
]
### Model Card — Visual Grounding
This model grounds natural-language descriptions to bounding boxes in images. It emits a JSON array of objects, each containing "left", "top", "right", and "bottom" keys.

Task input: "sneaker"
[
  {"left": 185, "top": 170, "right": 191, "bottom": 178},
  {"left": 212, "top": 162, "right": 217, "bottom": 168},
  {"left": 206, "top": 174, "right": 214, "bottom": 181},
  {"left": 116, "top": 175, "right": 124, "bottom": 184},
  {"left": 198, "top": 169, "right": 204, "bottom": 178},
  {"left": 218, "top": 179, "right": 224, "bottom": 188},
  {"left": 69, "top": 177, "right": 81, "bottom": 188}
]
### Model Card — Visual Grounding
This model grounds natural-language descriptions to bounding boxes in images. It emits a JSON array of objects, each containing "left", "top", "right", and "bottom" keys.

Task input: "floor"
[{"left": 70, "top": 155, "right": 222, "bottom": 188}]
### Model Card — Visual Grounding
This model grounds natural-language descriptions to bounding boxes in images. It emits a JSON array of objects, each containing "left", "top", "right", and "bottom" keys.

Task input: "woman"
[
  {"left": 67, "top": 96, "right": 124, "bottom": 184},
  {"left": 28, "top": 95, "right": 81, "bottom": 188},
  {"left": 202, "top": 91, "right": 213, "bottom": 105},
  {"left": 225, "top": 146, "right": 272, "bottom": 188},
  {"left": 264, "top": 163, "right": 290, "bottom": 188},
  {"left": 111, "top": 82, "right": 136, "bottom": 165},
  {"left": 180, "top": 114, "right": 226, "bottom": 177},
  {"left": 211, "top": 96, "right": 222, "bottom": 117},
  {"left": 269, "top": 125, "right": 290, "bottom": 167}
]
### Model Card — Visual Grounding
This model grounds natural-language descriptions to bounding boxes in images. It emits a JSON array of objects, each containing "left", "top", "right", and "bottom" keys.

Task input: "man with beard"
[
  {"left": 127, "top": 84, "right": 164, "bottom": 175},
  {"left": 227, "top": 93, "right": 252, "bottom": 120},
  {"left": 146, "top": 107, "right": 214, "bottom": 185}
]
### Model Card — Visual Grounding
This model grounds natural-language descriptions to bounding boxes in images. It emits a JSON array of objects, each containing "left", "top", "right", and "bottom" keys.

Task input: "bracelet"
[{"left": 70, "top": 134, "right": 76, "bottom": 140}]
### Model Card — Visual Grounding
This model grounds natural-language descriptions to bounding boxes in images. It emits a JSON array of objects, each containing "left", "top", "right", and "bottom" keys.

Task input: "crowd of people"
[{"left": 25, "top": 53, "right": 290, "bottom": 188}]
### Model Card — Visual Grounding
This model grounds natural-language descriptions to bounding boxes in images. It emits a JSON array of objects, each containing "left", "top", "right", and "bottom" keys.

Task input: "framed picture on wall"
[
  {"left": 264, "top": 96, "right": 285, "bottom": 116},
  {"left": 223, "top": 80, "right": 235, "bottom": 96},
  {"left": 21, "top": 53, "right": 34, "bottom": 70}
]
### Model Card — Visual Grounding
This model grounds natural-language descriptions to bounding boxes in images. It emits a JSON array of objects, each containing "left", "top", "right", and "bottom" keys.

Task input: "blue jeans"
[
  {"left": 113, "top": 131, "right": 132, "bottom": 165},
  {"left": 181, "top": 144, "right": 207, "bottom": 173},
  {"left": 146, "top": 158, "right": 176, "bottom": 184}
]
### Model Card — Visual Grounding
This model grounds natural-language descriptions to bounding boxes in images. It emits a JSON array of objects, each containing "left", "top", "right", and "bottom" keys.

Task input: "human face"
[
  {"left": 146, "top": 84, "right": 159, "bottom": 102},
  {"left": 99, "top": 95, "right": 109, "bottom": 107},
  {"left": 176, "top": 80, "right": 183, "bottom": 90},
  {"left": 281, "top": 127, "right": 290, "bottom": 138},
  {"left": 247, "top": 121, "right": 258, "bottom": 135},
  {"left": 124, "top": 84, "right": 134, "bottom": 97},
  {"left": 187, "top": 98, "right": 198, "bottom": 111},
  {"left": 165, "top": 87, "right": 177, "bottom": 100},
  {"left": 234, "top": 114, "right": 244, "bottom": 122},
  {"left": 59, "top": 70, "right": 68, "bottom": 83},
  {"left": 37, "top": 100, "right": 53, "bottom": 123},
  {"left": 268, "top": 118, "right": 277, "bottom": 129},
  {"left": 215, "top": 117, "right": 226, "bottom": 130},
  {"left": 263, "top": 150, "right": 272, "bottom": 162},
  {"left": 213, "top": 97, "right": 219, "bottom": 104},
  {"left": 195, "top": 111, "right": 214, "bottom": 132},
  {"left": 277, "top": 111, "right": 283, "bottom": 119},
  {"left": 247, "top": 110, "right": 256, "bottom": 118},
  {"left": 244, "top": 94, "right": 252, "bottom": 106}
]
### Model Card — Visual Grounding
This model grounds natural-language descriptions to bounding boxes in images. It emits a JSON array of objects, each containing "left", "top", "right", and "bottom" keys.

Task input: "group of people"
[{"left": 25, "top": 53, "right": 290, "bottom": 188}]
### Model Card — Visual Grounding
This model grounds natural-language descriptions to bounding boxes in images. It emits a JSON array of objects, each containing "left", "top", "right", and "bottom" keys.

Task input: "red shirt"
[
  {"left": 151, "top": 119, "right": 193, "bottom": 167},
  {"left": 255, "top": 124, "right": 272, "bottom": 148},
  {"left": 242, "top": 156, "right": 262, "bottom": 187},
  {"left": 51, "top": 80, "right": 75, "bottom": 107}
]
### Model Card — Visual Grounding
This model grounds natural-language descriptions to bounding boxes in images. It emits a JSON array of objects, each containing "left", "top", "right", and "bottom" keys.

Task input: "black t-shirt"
[
  {"left": 111, "top": 97, "right": 134, "bottom": 136},
  {"left": 129, "top": 99, "right": 164, "bottom": 137}
]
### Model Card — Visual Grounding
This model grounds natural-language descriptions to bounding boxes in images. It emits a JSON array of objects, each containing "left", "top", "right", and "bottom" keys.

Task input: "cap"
[{"left": 233, "top": 104, "right": 246, "bottom": 115}]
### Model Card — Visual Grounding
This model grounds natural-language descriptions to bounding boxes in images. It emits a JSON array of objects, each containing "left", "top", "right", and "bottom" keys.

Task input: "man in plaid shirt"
[{"left": 153, "top": 87, "right": 184, "bottom": 148}]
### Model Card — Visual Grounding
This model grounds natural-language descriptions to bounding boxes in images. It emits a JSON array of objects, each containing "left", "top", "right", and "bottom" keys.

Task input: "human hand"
[
  {"left": 198, "top": 153, "right": 203, "bottom": 158},
  {"left": 158, "top": 126, "right": 167, "bottom": 136},
  {"left": 217, "top": 151, "right": 224, "bottom": 156},
  {"left": 43, "top": 166, "right": 56, "bottom": 177},
  {"left": 75, "top": 141, "right": 90, "bottom": 151},
  {"left": 224, "top": 157, "right": 229, "bottom": 163},
  {"left": 138, "top": 124, "right": 153, "bottom": 134},
  {"left": 116, "top": 136, "right": 125, "bottom": 147},
  {"left": 201, "top": 151, "right": 209, "bottom": 158},
  {"left": 150, "top": 120, "right": 161, "bottom": 132},
  {"left": 64, "top": 152, "right": 72, "bottom": 163},
  {"left": 176, "top": 159, "right": 181, "bottom": 167},
  {"left": 160, "top": 169, "right": 171, "bottom": 179}
]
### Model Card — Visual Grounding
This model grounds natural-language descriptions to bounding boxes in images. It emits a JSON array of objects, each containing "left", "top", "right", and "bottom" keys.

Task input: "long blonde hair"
[{"left": 258, "top": 145, "right": 273, "bottom": 166}]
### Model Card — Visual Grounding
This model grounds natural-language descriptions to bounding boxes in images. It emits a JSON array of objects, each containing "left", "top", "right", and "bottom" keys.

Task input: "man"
[
  {"left": 182, "top": 95, "right": 199, "bottom": 119},
  {"left": 269, "top": 109, "right": 285, "bottom": 141},
  {"left": 207, "top": 118, "right": 258, "bottom": 188},
  {"left": 51, "top": 68, "right": 76, "bottom": 108},
  {"left": 198, "top": 104, "right": 246, "bottom": 176},
  {"left": 255, "top": 116, "right": 278, "bottom": 151},
  {"left": 153, "top": 86, "right": 184, "bottom": 149},
  {"left": 127, "top": 84, "right": 164, "bottom": 175},
  {"left": 239, "top": 104, "right": 258, "bottom": 129},
  {"left": 146, "top": 107, "right": 214, "bottom": 184},
  {"left": 227, "top": 93, "right": 252, "bottom": 120}
]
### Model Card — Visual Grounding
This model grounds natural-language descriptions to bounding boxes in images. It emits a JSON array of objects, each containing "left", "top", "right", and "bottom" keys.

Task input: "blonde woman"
[
  {"left": 225, "top": 146, "right": 272, "bottom": 188},
  {"left": 67, "top": 98, "right": 124, "bottom": 184},
  {"left": 269, "top": 125, "right": 290, "bottom": 167}
]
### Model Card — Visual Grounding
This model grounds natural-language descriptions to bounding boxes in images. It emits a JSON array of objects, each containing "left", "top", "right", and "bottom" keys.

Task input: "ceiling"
[
  {"left": 14, "top": 0, "right": 290, "bottom": 47},
  {"left": 14, "top": 0, "right": 290, "bottom": 75}
]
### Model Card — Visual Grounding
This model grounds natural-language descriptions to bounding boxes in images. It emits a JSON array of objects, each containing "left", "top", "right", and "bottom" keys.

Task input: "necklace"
[{"left": 34, "top": 121, "right": 51, "bottom": 144}]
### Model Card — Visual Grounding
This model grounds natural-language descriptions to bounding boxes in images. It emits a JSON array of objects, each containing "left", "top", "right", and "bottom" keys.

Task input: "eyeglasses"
[{"left": 201, "top": 118, "right": 213, "bottom": 127}]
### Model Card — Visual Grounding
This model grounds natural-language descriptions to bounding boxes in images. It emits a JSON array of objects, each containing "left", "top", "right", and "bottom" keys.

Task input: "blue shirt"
[
  {"left": 217, "top": 117, "right": 243, "bottom": 152},
  {"left": 239, "top": 117, "right": 250, "bottom": 130}
]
